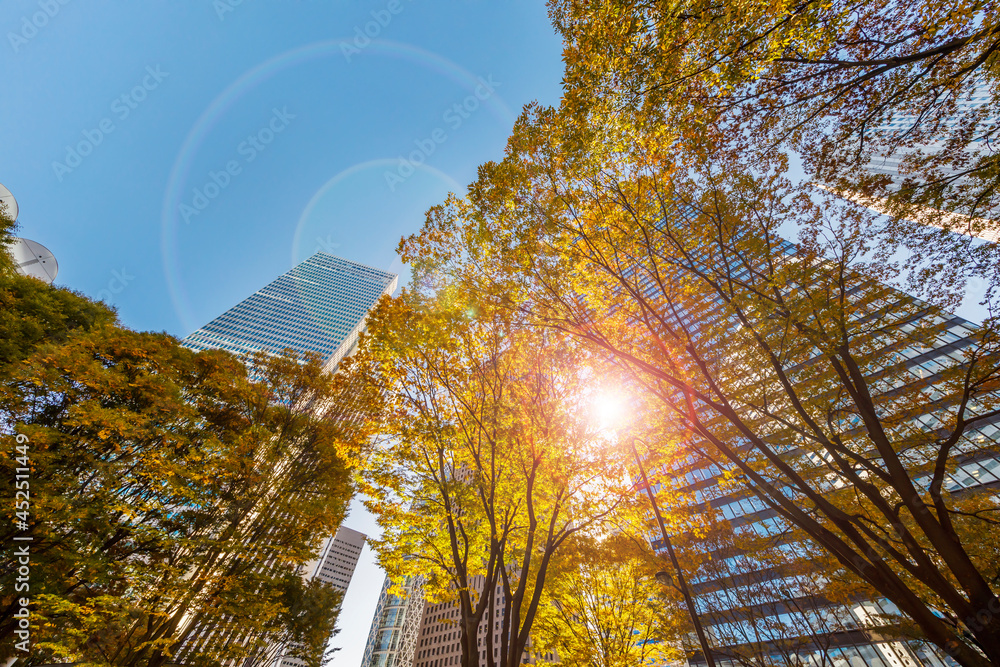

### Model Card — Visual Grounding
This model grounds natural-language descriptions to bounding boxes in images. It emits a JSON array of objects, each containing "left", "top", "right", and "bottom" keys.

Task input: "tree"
[
  {"left": 531, "top": 533, "right": 682, "bottom": 667},
  {"left": 0, "top": 258, "right": 354, "bottom": 665},
  {"left": 278, "top": 577, "right": 344, "bottom": 667},
  {"left": 395, "top": 105, "right": 1000, "bottom": 666},
  {"left": 349, "top": 288, "right": 632, "bottom": 667},
  {"left": 0, "top": 210, "right": 116, "bottom": 375},
  {"left": 0, "top": 201, "right": 16, "bottom": 277},
  {"left": 548, "top": 0, "right": 1000, "bottom": 233}
]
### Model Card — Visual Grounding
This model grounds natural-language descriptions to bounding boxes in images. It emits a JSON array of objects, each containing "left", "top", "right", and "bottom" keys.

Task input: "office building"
[
  {"left": 629, "top": 234, "right": 998, "bottom": 666},
  {"left": 413, "top": 576, "right": 554, "bottom": 667},
  {"left": 183, "top": 252, "right": 398, "bottom": 372},
  {"left": 864, "top": 81, "right": 996, "bottom": 189},
  {"left": 833, "top": 83, "right": 999, "bottom": 242},
  {"left": 312, "top": 525, "right": 367, "bottom": 592},
  {"left": 815, "top": 183, "right": 999, "bottom": 244},
  {"left": 177, "top": 253, "right": 396, "bottom": 665},
  {"left": 361, "top": 576, "right": 425, "bottom": 667},
  {"left": 361, "top": 573, "right": 556, "bottom": 667}
]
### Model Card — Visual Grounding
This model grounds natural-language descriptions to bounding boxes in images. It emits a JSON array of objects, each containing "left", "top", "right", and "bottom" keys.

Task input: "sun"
[{"left": 593, "top": 390, "right": 629, "bottom": 431}]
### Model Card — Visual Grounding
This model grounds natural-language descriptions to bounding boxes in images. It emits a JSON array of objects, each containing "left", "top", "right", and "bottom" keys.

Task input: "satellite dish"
[
  {"left": 9, "top": 237, "right": 58, "bottom": 284},
  {"left": 0, "top": 183, "right": 18, "bottom": 221}
]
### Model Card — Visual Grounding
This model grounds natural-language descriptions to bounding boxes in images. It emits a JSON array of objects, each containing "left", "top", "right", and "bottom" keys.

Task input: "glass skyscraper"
[
  {"left": 183, "top": 252, "right": 398, "bottom": 372},
  {"left": 629, "top": 237, "right": 996, "bottom": 667},
  {"left": 833, "top": 81, "right": 1000, "bottom": 243},
  {"left": 362, "top": 576, "right": 425, "bottom": 667},
  {"left": 176, "top": 252, "right": 396, "bottom": 666},
  {"left": 864, "top": 80, "right": 996, "bottom": 187}
]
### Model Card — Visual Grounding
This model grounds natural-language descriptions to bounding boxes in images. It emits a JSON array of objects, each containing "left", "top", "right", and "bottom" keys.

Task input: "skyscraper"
[
  {"left": 407, "top": 576, "right": 556, "bottom": 667},
  {"left": 312, "top": 525, "right": 367, "bottom": 592},
  {"left": 361, "top": 576, "right": 425, "bottom": 667},
  {"left": 862, "top": 81, "right": 996, "bottom": 190},
  {"left": 178, "top": 252, "right": 397, "bottom": 665},
  {"left": 183, "top": 252, "right": 398, "bottom": 372},
  {"left": 829, "top": 82, "right": 999, "bottom": 243},
  {"left": 623, "top": 240, "right": 998, "bottom": 666}
]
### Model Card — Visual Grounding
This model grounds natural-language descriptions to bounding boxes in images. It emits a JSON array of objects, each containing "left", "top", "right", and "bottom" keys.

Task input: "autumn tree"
[
  {"left": 0, "top": 204, "right": 18, "bottom": 278},
  {"left": 531, "top": 533, "right": 682, "bottom": 667},
  {"left": 350, "top": 288, "right": 632, "bottom": 667},
  {"left": 0, "top": 254, "right": 354, "bottom": 665},
  {"left": 548, "top": 0, "right": 1000, "bottom": 241},
  {"left": 396, "top": 104, "right": 1000, "bottom": 666}
]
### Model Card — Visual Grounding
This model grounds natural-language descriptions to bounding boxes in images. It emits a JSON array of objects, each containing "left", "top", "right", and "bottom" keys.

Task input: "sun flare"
[{"left": 593, "top": 390, "right": 629, "bottom": 431}]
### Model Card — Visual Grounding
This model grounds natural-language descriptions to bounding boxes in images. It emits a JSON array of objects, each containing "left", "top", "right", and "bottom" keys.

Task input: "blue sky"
[
  {"left": 0, "top": 1, "right": 564, "bottom": 664},
  {"left": 1, "top": 1, "right": 562, "bottom": 335}
]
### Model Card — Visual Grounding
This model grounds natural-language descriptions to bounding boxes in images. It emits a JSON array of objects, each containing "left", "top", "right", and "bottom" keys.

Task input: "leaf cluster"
[{"left": 0, "top": 272, "right": 354, "bottom": 666}]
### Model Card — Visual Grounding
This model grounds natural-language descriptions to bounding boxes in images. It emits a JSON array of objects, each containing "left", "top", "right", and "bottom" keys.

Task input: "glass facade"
[
  {"left": 362, "top": 576, "right": 425, "bottom": 667},
  {"left": 642, "top": 278, "right": 995, "bottom": 666},
  {"left": 603, "top": 214, "right": 998, "bottom": 666},
  {"left": 866, "top": 81, "right": 996, "bottom": 184},
  {"left": 176, "top": 253, "right": 395, "bottom": 666},
  {"left": 843, "top": 81, "right": 1000, "bottom": 241},
  {"left": 182, "top": 252, "right": 398, "bottom": 372}
]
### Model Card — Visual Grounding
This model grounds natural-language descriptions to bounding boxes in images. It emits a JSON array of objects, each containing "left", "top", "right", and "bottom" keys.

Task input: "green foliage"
[
  {"left": 0, "top": 273, "right": 117, "bottom": 376},
  {"left": 280, "top": 577, "right": 344, "bottom": 667},
  {"left": 0, "top": 277, "right": 354, "bottom": 665},
  {"left": 0, "top": 204, "right": 18, "bottom": 278}
]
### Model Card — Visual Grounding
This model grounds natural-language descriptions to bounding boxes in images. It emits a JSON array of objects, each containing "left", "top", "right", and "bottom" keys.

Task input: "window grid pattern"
[
  {"left": 182, "top": 253, "right": 398, "bottom": 372},
  {"left": 626, "top": 229, "right": 991, "bottom": 666}
]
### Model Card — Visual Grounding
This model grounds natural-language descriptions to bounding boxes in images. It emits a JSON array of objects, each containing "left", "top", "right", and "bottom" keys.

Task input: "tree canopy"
[
  {"left": 531, "top": 533, "right": 682, "bottom": 667},
  {"left": 0, "top": 251, "right": 354, "bottom": 666},
  {"left": 349, "top": 288, "right": 636, "bottom": 667},
  {"left": 394, "top": 100, "right": 1000, "bottom": 666},
  {"left": 550, "top": 0, "right": 1000, "bottom": 252}
]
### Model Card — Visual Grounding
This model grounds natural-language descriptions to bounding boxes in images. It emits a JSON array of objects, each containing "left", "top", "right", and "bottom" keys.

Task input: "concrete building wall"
[{"left": 411, "top": 576, "right": 556, "bottom": 667}]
